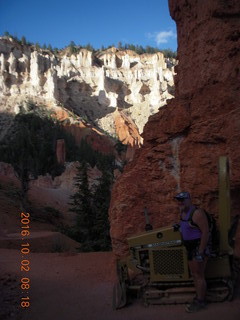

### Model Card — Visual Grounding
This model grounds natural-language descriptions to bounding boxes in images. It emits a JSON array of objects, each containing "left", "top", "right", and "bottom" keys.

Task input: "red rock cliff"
[
  {"left": 109, "top": 0, "right": 240, "bottom": 257},
  {"left": 56, "top": 139, "right": 66, "bottom": 165}
]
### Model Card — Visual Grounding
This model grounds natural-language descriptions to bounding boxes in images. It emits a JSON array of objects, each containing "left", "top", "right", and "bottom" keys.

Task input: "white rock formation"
[{"left": 0, "top": 37, "right": 176, "bottom": 137}]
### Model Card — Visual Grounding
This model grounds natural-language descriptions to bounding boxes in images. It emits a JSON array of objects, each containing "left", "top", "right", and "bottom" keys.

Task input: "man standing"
[{"left": 174, "top": 191, "right": 210, "bottom": 312}]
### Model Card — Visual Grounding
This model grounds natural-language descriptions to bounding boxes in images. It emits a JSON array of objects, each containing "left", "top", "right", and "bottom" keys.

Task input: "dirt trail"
[{"left": 1, "top": 249, "right": 240, "bottom": 320}]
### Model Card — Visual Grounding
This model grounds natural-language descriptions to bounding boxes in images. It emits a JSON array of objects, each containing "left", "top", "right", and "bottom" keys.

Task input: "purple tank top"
[{"left": 179, "top": 206, "right": 202, "bottom": 241}]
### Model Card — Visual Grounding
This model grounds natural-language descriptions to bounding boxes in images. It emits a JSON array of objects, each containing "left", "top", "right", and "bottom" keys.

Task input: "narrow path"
[{"left": 1, "top": 249, "right": 239, "bottom": 320}]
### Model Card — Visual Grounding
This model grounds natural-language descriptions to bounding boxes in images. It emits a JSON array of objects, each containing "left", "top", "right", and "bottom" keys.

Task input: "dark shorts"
[{"left": 183, "top": 238, "right": 211, "bottom": 261}]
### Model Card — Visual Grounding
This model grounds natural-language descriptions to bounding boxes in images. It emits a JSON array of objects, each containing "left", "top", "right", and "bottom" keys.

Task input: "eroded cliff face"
[
  {"left": 0, "top": 38, "right": 175, "bottom": 147},
  {"left": 109, "top": 0, "right": 240, "bottom": 257}
]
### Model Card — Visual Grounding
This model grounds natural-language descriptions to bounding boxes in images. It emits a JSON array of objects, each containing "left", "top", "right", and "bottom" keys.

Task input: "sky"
[{"left": 0, "top": 0, "right": 177, "bottom": 51}]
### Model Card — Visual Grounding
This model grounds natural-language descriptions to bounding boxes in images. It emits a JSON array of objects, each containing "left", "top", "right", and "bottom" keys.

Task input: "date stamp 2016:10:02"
[{"left": 20, "top": 212, "right": 31, "bottom": 308}]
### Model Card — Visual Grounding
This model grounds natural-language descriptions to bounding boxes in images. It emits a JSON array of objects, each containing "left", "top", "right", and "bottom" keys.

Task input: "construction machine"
[{"left": 113, "top": 156, "right": 240, "bottom": 308}]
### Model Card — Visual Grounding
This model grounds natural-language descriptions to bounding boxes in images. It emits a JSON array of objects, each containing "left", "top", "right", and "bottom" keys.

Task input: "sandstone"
[
  {"left": 114, "top": 110, "right": 142, "bottom": 146},
  {"left": 29, "top": 161, "right": 102, "bottom": 191},
  {"left": 0, "top": 37, "right": 175, "bottom": 142},
  {"left": 0, "top": 162, "right": 16, "bottom": 180},
  {"left": 56, "top": 139, "right": 66, "bottom": 165},
  {"left": 0, "top": 160, "right": 101, "bottom": 197},
  {"left": 109, "top": 0, "right": 240, "bottom": 257},
  {"left": 63, "top": 122, "right": 116, "bottom": 154}
]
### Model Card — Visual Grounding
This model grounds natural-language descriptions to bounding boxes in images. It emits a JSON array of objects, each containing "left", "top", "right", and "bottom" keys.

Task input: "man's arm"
[{"left": 192, "top": 208, "right": 210, "bottom": 255}]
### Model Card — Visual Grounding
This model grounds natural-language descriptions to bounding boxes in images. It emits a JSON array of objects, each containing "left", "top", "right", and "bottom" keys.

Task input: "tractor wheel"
[
  {"left": 112, "top": 280, "right": 127, "bottom": 310},
  {"left": 229, "top": 256, "right": 240, "bottom": 300},
  {"left": 227, "top": 279, "right": 234, "bottom": 301},
  {"left": 112, "top": 260, "right": 128, "bottom": 310}
]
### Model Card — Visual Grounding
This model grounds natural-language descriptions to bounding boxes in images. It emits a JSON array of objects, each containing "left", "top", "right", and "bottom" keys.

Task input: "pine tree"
[
  {"left": 69, "top": 161, "right": 94, "bottom": 249},
  {"left": 83, "top": 43, "right": 93, "bottom": 52},
  {"left": 47, "top": 44, "right": 53, "bottom": 51},
  {"left": 91, "top": 170, "right": 112, "bottom": 251},
  {"left": 5, "top": 119, "right": 39, "bottom": 210},
  {"left": 21, "top": 36, "right": 27, "bottom": 45},
  {"left": 68, "top": 41, "right": 76, "bottom": 54},
  {"left": 117, "top": 41, "right": 122, "bottom": 50},
  {"left": 68, "top": 163, "right": 113, "bottom": 251},
  {"left": 0, "top": 109, "right": 76, "bottom": 210}
]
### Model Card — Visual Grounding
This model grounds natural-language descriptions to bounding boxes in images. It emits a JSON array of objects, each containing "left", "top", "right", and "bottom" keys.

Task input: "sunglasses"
[{"left": 176, "top": 198, "right": 186, "bottom": 202}]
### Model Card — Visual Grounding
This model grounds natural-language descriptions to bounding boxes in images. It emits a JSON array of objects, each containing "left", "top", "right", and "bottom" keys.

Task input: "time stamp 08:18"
[{"left": 20, "top": 212, "right": 31, "bottom": 308}]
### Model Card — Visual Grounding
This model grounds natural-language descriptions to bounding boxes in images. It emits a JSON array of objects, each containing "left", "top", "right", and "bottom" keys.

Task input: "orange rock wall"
[
  {"left": 53, "top": 108, "right": 115, "bottom": 155},
  {"left": 114, "top": 111, "right": 142, "bottom": 147},
  {"left": 109, "top": 0, "right": 240, "bottom": 257},
  {"left": 56, "top": 139, "right": 66, "bottom": 165},
  {"left": 65, "top": 123, "right": 115, "bottom": 154}
]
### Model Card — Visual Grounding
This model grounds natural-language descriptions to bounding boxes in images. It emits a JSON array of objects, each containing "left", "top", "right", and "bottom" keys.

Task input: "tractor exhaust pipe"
[
  {"left": 144, "top": 207, "right": 153, "bottom": 231},
  {"left": 218, "top": 156, "right": 231, "bottom": 253}
]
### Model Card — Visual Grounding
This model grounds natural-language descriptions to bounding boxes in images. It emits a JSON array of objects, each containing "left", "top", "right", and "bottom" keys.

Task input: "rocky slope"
[
  {"left": 109, "top": 0, "right": 240, "bottom": 257},
  {"left": 0, "top": 38, "right": 175, "bottom": 148}
]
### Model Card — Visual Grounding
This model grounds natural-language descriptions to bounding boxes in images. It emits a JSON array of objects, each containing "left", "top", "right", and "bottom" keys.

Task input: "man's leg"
[
  {"left": 188, "top": 258, "right": 208, "bottom": 301},
  {"left": 185, "top": 257, "right": 208, "bottom": 312}
]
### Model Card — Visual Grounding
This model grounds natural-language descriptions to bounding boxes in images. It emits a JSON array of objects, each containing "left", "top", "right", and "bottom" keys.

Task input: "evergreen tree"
[
  {"left": 145, "top": 45, "right": 152, "bottom": 53},
  {"left": 69, "top": 162, "right": 94, "bottom": 249},
  {"left": 139, "top": 45, "right": 144, "bottom": 54},
  {"left": 0, "top": 106, "right": 77, "bottom": 210},
  {"left": 91, "top": 170, "right": 112, "bottom": 250},
  {"left": 117, "top": 41, "right": 122, "bottom": 50},
  {"left": 68, "top": 40, "right": 77, "bottom": 54},
  {"left": 77, "top": 139, "right": 96, "bottom": 167},
  {"left": 161, "top": 49, "right": 177, "bottom": 59},
  {"left": 47, "top": 44, "right": 53, "bottom": 51},
  {"left": 68, "top": 162, "right": 113, "bottom": 251},
  {"left": 3, "top": 118, "right": 39, "bottom": 209},
  {"left": 21, "top": 36, "right": 27, "bottom": 45},
  {"left": 85, "top": 43, "right": 94, "bottom": 51}
]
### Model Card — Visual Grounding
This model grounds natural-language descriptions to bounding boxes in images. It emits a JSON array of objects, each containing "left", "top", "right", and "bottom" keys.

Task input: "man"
[{"left": 174, "top": 191, "right": 210, "bottom": 312}]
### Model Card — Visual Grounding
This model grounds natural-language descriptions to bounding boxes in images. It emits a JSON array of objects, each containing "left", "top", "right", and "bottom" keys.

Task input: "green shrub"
[{"left": 43, "top": 206, "right": 62, "bottom": 218}]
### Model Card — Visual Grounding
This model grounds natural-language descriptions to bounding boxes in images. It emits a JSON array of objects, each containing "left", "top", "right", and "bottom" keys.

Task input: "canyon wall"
[
  {"left": 0, "top": 39, "right": 175, "bottom": 146},
  {"left": 109, "top": 0, "right": 240, "bottom": 257}
]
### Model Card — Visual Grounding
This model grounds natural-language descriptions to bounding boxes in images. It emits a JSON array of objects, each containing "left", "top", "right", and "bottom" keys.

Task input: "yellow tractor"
[{"left": 113, "top": 156, "right": 240, "bottom": 308}]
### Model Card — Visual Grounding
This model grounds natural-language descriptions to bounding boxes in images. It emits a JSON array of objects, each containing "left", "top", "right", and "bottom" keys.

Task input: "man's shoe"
[{"left": 185, "top": 299, "right": 206, "bottom": 313}]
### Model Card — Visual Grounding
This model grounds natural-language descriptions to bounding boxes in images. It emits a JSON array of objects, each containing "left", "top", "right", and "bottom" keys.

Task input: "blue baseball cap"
[{"left": 174, "top": 192, "right": 191, "bottom": 200}]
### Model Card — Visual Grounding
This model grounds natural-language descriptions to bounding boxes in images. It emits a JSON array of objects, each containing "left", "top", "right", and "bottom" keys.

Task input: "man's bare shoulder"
[
  {"left": 194, "top": 208, "right": 205, "bottom": 215},
  {"left": 193, "top": 208, "right": 207, "bottom": 222}
]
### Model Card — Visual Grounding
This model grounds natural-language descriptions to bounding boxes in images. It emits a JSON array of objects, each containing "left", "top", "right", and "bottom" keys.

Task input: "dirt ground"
[
  {"left": 0, "top": 249, "right": 240, "bottom": 320},
  {"left": 0, "top": 176, "right": 240, "bottom": 320}
]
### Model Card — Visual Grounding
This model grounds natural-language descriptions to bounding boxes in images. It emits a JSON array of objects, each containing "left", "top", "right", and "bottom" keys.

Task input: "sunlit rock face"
[
  {"left": 109, "top": 0, "right": 240, "bottom": 257},
  {"left": 0, "top": 38, "right": 175, "bottom": 144}
]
